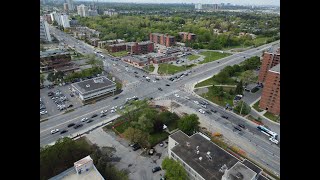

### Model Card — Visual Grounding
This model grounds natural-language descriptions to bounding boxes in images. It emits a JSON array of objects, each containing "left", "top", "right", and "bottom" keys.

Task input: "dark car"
[
  {"left": 134, "top": 71, "right": 138, "bottom": 74},
  {"left": 91, "top": 114, "right": 98, "bottom": 118},
  {"left": 238, "top": 124, "right": 245, "bottom": 129},
  {"left": 67, "top": 104, "right": 73, "bottom": 108},
  {"left": 67, "top": 123, "right": 75, "bottom": 128},
  {"left": 135, "top": 75, "right": 139, "bottom": 78},
  {"left": 152, "top": 166, "right": 161, "bottom": 173},
  {"left": 149, "top": 97, "right": 154, "bottom": 100},
  {"left": 132, "top": 143, "right": 141, "bottom": 151},
  {"left": 100, "top": 114, "right": 107, "bottom": 118},
  {"left": 221, "top": 115, "right": 229, "bottom": 119},
  {"left": 60, "top": 129, "right": 68, "bottom": 134},
  {"left": 165, "top": 84, "right": 170, "bottom": 86},
  {"left": 87, "top": 119, "right": 94, "bottom": 123},
  {"left": 158, "top": 88, "right": 163, "bottom": 91},
  {"left": 234, "top": 126, "right": 242, "bottom": 131},
  {"left": 113, "top": 97, "right": 119, "bottom": 100},
  {"left": 74, "top": 124, "right": 83, "bottom": 129},
  {"left": 211, "top": 109, "right": 217, "bottom": 113}
]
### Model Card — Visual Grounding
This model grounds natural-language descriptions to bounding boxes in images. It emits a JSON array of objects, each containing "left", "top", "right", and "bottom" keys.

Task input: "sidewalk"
[{"left": 149, "top": 64, "right": 159, "bottom": 75}]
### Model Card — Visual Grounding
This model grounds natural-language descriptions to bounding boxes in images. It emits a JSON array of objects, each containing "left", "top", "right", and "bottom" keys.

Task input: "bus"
[{"left": 257, "top": 125, "right": 278, "bottom": 139}]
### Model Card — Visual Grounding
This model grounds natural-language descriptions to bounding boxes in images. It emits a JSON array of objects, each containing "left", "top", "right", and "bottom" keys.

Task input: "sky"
[{"left": 85, "top": 0, "right": 280, "bottom": 6}]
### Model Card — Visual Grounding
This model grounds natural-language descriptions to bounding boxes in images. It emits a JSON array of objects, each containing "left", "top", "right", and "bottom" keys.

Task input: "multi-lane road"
[{"left": 43, "top": 26, "right": 280, "bottom": 175}]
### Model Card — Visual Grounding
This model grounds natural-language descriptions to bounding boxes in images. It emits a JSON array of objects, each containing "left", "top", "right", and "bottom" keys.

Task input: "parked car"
[
  {"left": 149, "top": 148, "right": 155, "bottom": 155},
  {"left": 87, "top": 119, "right": 94, "bottom": 123},
  {"left": 158, "top": 88, "right": 163, "bottom": 91},
  {"left": 67, "top": 104, "right": 73, "bottom": 108},
  {"left": 91, "top": 114, "right": 98, "bottom": 118},
  {"left": 221, "top": 115, "right": 229, "bottom": 119},
  {"left": 210, "top": 109, "right": 217, "bottom": 113},
  {"left": 152, "top": 166, "right": 162, "bottom": 173},
  {"left": 165, "top": 84, "right": 170, "bottom": 86},
  {"left": 199, "top": 109, "right": 205, "bottom": 114},
  {"left": 113, "top": 97, "right": 119, "bottom": 100},
  {"left": 81, "top": 117, "right": 89, "bottom": 122},
  {"left": 185, "top": 96, "right": 190, "bottom": 100},
  {"left": 132, "top": 143, "right": 141, "bottom": 151},
  {"left": 174, "top": 94, "right": 180, "bottom": 98},
  {"left": 74, "top": 124, "right": 83, "bottom": 129},
  {"left": 238, "top": 124, "right": 245, "bottom": 129},
  {"left": 233, "top": 126, "right": 242, "bottom": 131},
  {"left": 100, "top": 113, "right": 107, "bottom": 118},
  {"left": 60, "top": 129, "right": 68, "bottom": 134}
]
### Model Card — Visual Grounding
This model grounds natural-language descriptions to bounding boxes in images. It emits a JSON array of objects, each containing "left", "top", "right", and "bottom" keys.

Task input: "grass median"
[
  {"left": 158, "top": 63, "right": 195, "bottom": 75},
  {"left": 199, "top": 51, "right": 231, "bottom": 64}
]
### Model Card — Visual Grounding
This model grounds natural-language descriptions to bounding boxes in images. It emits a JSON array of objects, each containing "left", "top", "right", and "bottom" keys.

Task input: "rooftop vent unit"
[
  {"left": 199, "top": 157, "right": 202, "bottom": 161},
  {"left": 86, "top": 84, "right": 90, "bottom": 88},
  {"left": 219, "top": 164, "right": 228, "bottom": 173},
  {"left": 186, "top": 142, "right": 190, "bottom": 147},
  {"left": 196, "top": 146, "right": 199, "bottom": 151},
  {"left": 196, "top": 150, "right": 199, "bottom": 154},
  {"left": 235, "top": 172, "right": 244, "bottom": 179},
  {"left": 93, "top": 77, "right": 104, "bottom": 83}
]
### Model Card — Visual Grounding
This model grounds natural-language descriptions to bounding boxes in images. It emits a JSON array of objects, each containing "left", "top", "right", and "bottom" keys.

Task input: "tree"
[
  {"left": 40, "top": 74, "right": 45, "bottom": 84},
  {"left": 233, "top": 101, "right": 251, "bottom": 115},
  {"left": 123, "top": 127, "right": 150, "bottom": 147},
  {"left": 162, "top": 157, "right": 188, "bottom": 180},
  {"left": 178, "top": 114, "right": 200, "bottom": 135},
  {"left": 240, "top": 70, "right": 256, "bottom": 85},
  {"left": 235, "top": 80, "right": 244, "bottom": 95},
  {"left": 47, "top": 72, "right": 55, "bottom": 82},
  {"left": 137, "top": 113, "right": 154, "bottom": 133}
]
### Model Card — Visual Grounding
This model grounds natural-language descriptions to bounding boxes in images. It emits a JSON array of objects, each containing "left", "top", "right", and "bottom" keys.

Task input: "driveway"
[{"left": 85, "top": 127, "right": 168, "bottom": 180}]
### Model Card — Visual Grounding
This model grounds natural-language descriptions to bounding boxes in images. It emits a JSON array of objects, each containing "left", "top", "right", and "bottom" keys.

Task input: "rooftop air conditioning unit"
[{"left": 86, "top": 84, "right": 90, "bottom": 88}]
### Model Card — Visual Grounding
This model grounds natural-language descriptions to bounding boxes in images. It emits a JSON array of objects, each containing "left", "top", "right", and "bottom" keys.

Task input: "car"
[
  {"left": 159, "top": 142, "right": 164, "bottom": 147},
  {"left": 185, "top": 96, "right": 190, "bottom": 100},
  {"left": 81, "top": 117, "right": 89, "bottom": 122},
  {"left": 110, "top": 109, "right": 115, "bottom": 113},
  {"left": 135, "top": 75, "right": 139, "bottom": 78},
  {"left": 87, "top": 119, "right": 94, "bottom": 123},
  {"left": 67, "top": 123, "right": 75, "bottom": 128},
  {"left": 119, "top": 106, "right": 124, "bottom": 110},
  {"left": 158, "top": 87, "right": 163, "bottom": 91},
  {"left": 67, "top": 104, "right": 73, "bottom": 108},
  {"left": 134, "top": 71, "right": 138, "bottom": 74},
  {"left": 221, "top": 115, "right": 229, "bottom": 119},
  {"left": 238, "top": 124, "right": 245, "bottom": 129},
  {"left": 40, "top": 110, "right": 48, "bottom": 115},
  {"left": 113, "top": 97, "right": 119, "bottom": 100},
  {"left": 210, "top": 109, "right": 217, "bottom": 113},
  {"left": 165, "top": 84, "right": 170, "bottom": 86},
  {"left": 149, "top": 97, "right": 154, "bottom": 100},
  {"left": 152, "top": 166, "right": 162, "bottom": 173},
  {"left": 91, "top": 114, "right": 98, "bottom": 118},
  {"left": 194, "top": 101, "right": 199, "bottom": 105},
  {"left": 100, "top": 113, "right": 107, "bottom": 118},
  {"left": 269, "top": 137, "right": 279, "bottom": 144},
  {"left": 50, "top": 129, "right": 59, "bottom": 134},
  {"left": 243, "top": 56, "right": 246, "bottom": 58},
  {"left": 132, "top": 143, "right": 141, "bottom": 151},
  {"left": 234, "top": 126, "right": 242, "bottom": 131},
  {"left": 101, "top": 110, "right": 107, "bottom": 114},
  {"left": 74, "top": 124, "right": 83, "bottom": 129},
  {"left": 199, "top": 109, "right": 205, "bottom": 114},
  {"left": 60, "top": 129, "right": 68, "bottom": 134},
  {"left": 152, "top": 80, "right": 156, "bottom": 83},
  {"left": 174, "top": 94, "right": 180, "bottom": 98},
  {"left": 149, "top": 148, "right": 155, "bottom": 155},
  {"left": 201, "top": 104, "right": 207, "bottom": 108}
]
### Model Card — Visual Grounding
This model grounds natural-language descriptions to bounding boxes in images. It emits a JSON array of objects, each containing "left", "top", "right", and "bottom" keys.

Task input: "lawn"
[
  {"left": 199, "top": 51, "right": 231, "bottom": 64},
  {"left": 167, "top": 119, "right": 179, "bottom": 131},
  {"left": 149, "top": 131, "right": 169, "bottom": 147},
  {"left": 143, "top": 65, "right": 155, "bottom": 72},
  {"left": 109, "top": 51, "right": 128, "bottom": 57},
  {"left": 187, "top": 54, "right": 200, "bottom": 61},
  {"left": 195, "top": 78, "right": 218, "bottom": 88},
  {"left": 264, "top": 111, "right": 280, "bottom": 122},
  {"left": 253, "top": 100, "right": 264, "bottom": 112},
  {"left": 114, "top": 120, "right": 131, "bottom": 134},
  {"left": 201, "top": 89, "right": 234, "bottom": 107},
  {"left": 158, "top": 63, "right": 195, "bottom": 75},
  {"left": 253, "top": 36, "right": 270, "bottom": 46}
]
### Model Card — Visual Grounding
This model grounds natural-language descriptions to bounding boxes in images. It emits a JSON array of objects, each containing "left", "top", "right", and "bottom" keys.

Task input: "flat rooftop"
[
  {"left": 40, "top": 49, "right": 70, "bottom": 58},
  {"left": 242, "top": 159, "right": 262, "bottom": 175},
  {"left": 223, "top": 161, "right": 256, "bottom": 180},
  {"left": 170, "top": 131, "right": 239, "bottom": 180},
  {"left": 269, "top": 64, "right": 280, "bottom": 73},
  {"left": 49, "top": 166, "right": 103, "bottom": 180},
  {"left": 123, "top": 55, "right": 149, "bottom": 63},
  {"left": 71, "top": 76, "right": 116, "bottom": 94}
]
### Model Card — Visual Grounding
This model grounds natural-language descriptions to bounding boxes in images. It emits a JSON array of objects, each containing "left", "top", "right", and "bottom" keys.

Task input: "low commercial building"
[
  {"left": 259, "top": 64, "right": 280, "bottom": 115},
  {"left": 168, "top": 130, "right": 267, "bottom": 180},
  {"left": 40, "top": 49, "right": 71, "bottom": 72},
  {"left": 98, "top": 41, "right": 106, "bottom": 48},
  {"left": 89, "top": 38, "right": 100, "bottom": 47},
  {"left": 71, "top": 76, "right": 116, "bottom": 102},
  {"left": 151, "top": 54, "right": 177, "bottom": 64},
  {"left": 126, "top": 41, "right": 154, "bottom": 54},
  {"left": 122, "top": 55, "right": 151, "bottom": 67},
  {"left": 107, "top": 43, "right": 127, "bottom": 53},
  {"left": 49, "top": 155, "right": 104, "bottom": 180}
]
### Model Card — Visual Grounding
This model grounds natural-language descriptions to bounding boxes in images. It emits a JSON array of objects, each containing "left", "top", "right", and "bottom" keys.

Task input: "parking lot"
[
  {"left": 40, "top": 85, "right": 83, "bottom": 119},
  {"left": 86, "top": 127, "right": 168, "bottom": 180}
]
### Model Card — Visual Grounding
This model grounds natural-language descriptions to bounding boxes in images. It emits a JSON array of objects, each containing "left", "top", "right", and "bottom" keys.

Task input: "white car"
[
  {"left": 198, "top": 109, "right": 205, "bottom": 114},
  {"left": 40, "top": 110, "right": 47, "bottom": 115},
  {"left": 51, "top": 129, "right": 59, "bottom": 134},
  {"left": 152, "top": 80, "right": 156, "bottom": 83},
  {"left": 174, "top": 94, "right": 180, "bottom": 98},
  {"left": 269, "top": 137, "right": 279, "bottom": 145},
  {"left": 101, "top": 110, "right": 107, "bottom": 114},
  {"left": 194, "top": 101, "right": 199, "bottom": 105},
  {"left": 81, "top": 117, "right": 89, "bottom": 122},
  {"left": 110, "top": 109, "right": 116, "bottom": 113},
  {"left": 185, "top": 96, "right": 190, "bottom": 100}
]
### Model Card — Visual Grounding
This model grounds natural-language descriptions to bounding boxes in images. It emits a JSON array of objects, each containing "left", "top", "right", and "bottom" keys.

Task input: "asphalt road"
[{"left": 44, "top": 26, "right": 280, "bottom": 175}]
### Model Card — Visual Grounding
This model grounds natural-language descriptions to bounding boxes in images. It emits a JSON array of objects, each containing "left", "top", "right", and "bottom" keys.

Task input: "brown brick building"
[
  {"left": 258, "top": 49, "right": 280, "bottom": 83},
  {"left": 259, "top": 64, "right": 280, "bottom": 115},
  {"left": 106, "top": 43, "right": 127, "bottom": 53},
  {"left": 40, "top": 50, "right": 72, "bottom": 73},
  {"left": 149, "top": 33, "right": 175, "bottom": 47},
  {"left": 178, "top": 32, "right": 196, "bottom": 41},
  {"left": 126, "top": 41, "right": 154, "bottom": 54}
]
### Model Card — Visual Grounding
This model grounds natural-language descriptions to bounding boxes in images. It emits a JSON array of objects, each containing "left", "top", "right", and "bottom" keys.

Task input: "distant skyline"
[{"left": 76, "top": 0, "right": 280, "bottom": 6}]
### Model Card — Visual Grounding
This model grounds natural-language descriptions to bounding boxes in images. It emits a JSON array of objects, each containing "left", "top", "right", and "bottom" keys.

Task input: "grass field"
[
  {"left": 187, "top": 54, "right": 200, "bottom": 61},
  {"left": 109, "top": 51, "right": 128, "bottom": 57},
  {"left": 143, "top": 65, "right": 155, "bottom": 72},
  {"left": 264, "top": 111, "right": 280, "bottom": 122},
  {"left": 149, "top": 132, "right": 170, "bottom": 147},
  {"left": 158, "top": 63, "right": 195, "bottom": 75},
  {"left": 199, "top": 51, "right": 231, "bottom": 64},
  {"left": 201, "top": 87, "right": 235, "bottom": 107},
  {"left": 253, "top": 100, "right": 264, "bottom": 112},
  {"left": 253, "top": 37, "right": 269, "bottom": 46}
]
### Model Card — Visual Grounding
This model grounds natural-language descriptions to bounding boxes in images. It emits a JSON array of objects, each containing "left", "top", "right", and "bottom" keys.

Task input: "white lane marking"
[{"left": 40, "top": 105, "right": 110, "bottom": 134}]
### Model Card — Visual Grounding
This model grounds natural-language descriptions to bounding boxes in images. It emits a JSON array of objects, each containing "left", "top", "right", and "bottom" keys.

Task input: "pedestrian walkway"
[{"left": 150, "top": 64, "right": 159, "bottom": 75}]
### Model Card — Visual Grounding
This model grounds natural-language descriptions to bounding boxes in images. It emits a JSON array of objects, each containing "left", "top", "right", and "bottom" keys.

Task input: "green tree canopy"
[
  {"left": 178, "top": 114, "right": 200, "bottom": 135},
  {"left": 233, "top": 101, "right": 251, "bottom": 115},
  {"left": 162, "top": 157, "right": 188, "bottom": 180}
]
